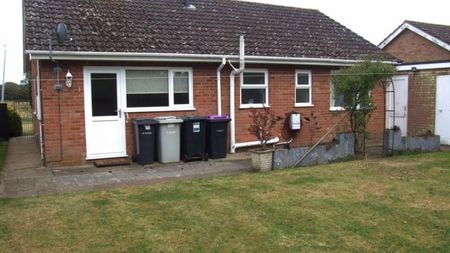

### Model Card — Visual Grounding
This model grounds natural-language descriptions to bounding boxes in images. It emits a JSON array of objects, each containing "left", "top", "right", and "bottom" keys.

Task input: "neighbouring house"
[
  {"left": 24, "top": 0, "right": 395, "bottom": 166},
  {"left": 380, "top": 20, "right": 450, "bottom": 145}
]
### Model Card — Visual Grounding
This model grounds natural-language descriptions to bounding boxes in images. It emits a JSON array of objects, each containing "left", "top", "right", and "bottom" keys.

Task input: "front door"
[
  {"left": 386, "top": 76, "right": 409, "bottom": 136},
  {"left": 84, "top": 69, "right": 126, "bottom": 159},
  {"left": 436, "top": 75, "right": 450, "bottom": 145}
]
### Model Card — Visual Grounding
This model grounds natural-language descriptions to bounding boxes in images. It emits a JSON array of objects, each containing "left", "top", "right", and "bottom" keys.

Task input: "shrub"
[
  {"left": 248, "top": 106, "right": 281, "bottom": 150},
  {"left": 7, "top": 109, "right": 23, "bottom": 137}
]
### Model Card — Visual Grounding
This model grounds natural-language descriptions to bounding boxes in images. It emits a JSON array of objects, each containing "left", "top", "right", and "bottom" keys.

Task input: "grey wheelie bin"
[{"left": 155, "top": 116, "right": 183, "bottom": 163}]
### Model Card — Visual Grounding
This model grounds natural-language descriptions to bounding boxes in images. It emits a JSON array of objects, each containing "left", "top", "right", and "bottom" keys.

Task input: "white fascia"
[
  {"left": 396, "top": 61, "right": 450, "bottom": 71},
  {"left": 379, "top": 22, "right": 450, "bottom": 52},
  {"left": 25, "top": 50, "right": 397, "bottom": 66}
]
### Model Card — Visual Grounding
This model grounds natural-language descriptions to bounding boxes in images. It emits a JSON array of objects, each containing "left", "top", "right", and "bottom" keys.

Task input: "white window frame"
[
  {"left": 295, "top": 70, "right": 313, "bottom": 107},
  {"left": 122, "top": 67, "right": 195, "bottom": 112},
  {"left": 240, "top": 69, "right": 269, "bottom": 109},
  {"left": 330, "top": 71, "right": 345, "bottom": 111}
]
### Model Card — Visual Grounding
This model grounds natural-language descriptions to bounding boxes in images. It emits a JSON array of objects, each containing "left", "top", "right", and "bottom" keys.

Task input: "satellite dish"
[{"left": 55, "top": 23, "right": 68, "bottom": 45}]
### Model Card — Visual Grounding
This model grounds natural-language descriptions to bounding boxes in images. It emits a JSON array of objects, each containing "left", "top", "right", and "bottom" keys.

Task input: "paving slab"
[
  {"left": 0, "top": 137, "right": 252, "bottom": 198},
  {"left": 3, "top": 137, "right": 42, "bottom": 170}
]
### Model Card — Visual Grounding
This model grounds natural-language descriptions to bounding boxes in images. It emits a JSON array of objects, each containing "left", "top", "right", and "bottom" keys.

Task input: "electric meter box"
[{"left": 290, "top": 113, "right": 301, "bottom": 130}]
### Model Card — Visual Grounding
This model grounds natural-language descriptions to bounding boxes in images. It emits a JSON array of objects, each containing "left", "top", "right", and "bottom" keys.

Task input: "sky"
[{"left": 1, "top": 0, "right": 450, "bottom": 84}]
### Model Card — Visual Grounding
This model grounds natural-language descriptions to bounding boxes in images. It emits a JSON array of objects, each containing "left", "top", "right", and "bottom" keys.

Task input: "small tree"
[
  {"left": 332, "top": 61, "right": 395, "bottom": 153},
  {"left": 248, "top": 106, "right": 281, "bottom": 151},
  {"left": 4, "top": 82, "right": 31, "bottom": 101}
]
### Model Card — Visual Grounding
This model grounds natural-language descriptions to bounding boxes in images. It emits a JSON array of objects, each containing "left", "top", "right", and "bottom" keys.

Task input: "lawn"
[
  {"left": 0, "top": 153, "right": 449, "bottom": 252},
  {"left": 0, "top": 141, "right": 7, "bottom": 171}
]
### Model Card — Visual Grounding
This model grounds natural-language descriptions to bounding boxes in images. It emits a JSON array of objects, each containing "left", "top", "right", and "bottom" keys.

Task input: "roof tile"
[
  {"left": 24, "top": 0, "right": 392, "bottom": 60},
  {"left": 406, "top": 20, "right": 450, "bottom": 46}
]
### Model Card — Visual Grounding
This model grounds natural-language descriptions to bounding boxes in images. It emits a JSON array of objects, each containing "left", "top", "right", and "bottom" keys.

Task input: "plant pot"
[{"left": 251, "top": 149, "right": 274, "bottom": 172}]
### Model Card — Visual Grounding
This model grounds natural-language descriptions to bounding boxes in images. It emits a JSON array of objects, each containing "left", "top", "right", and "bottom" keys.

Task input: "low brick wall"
[
  {"left": 273, "top": 133, "right": 354, "bottom": 169},
  {"left": 384, "top": 129, "right": 440, "bottom": 152}
]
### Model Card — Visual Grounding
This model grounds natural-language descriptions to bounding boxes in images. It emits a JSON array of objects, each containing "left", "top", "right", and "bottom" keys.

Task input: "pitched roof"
[
  {"left": 24, "top": 0, "right": 391, "bottom": 61},
  {"left": 379, "top": 20, "right": 450, "bottom": 51},
  {"left": 406, "top": 20, "right": 450, "bottom": 46}
]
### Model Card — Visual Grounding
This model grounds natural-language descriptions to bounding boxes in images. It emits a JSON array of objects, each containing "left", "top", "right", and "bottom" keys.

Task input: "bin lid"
[
  {"left": 155, "top": 116, "right": 183, "bottom": 124},
  {"left": 206, "top": 115, "right": 231, "bottom": 121},
  {"left": 181, "top": 116, "right": 206, "bottom": 121},
  {"left": 133, "top": 118, "right": 158, "bottom": 125}
]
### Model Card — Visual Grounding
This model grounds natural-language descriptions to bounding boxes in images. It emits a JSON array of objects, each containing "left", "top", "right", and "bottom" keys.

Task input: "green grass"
[
  {"left": 0, "top": 142, "right": 7, "bottom": 171},
  {"left": 1, "top": 153, "right": 449, "bottom": 252}
]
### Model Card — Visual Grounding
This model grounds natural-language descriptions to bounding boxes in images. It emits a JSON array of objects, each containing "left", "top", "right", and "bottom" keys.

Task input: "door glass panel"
[{"left": 91, "top": 73, "right": 117, "bottom": 116}]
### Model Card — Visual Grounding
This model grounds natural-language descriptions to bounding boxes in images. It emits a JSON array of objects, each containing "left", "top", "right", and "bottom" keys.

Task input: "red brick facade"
[
  {"left": 382, "top": 27, "right": 450, "bottom": 138},
  {"left": 31, "top": 60, "right": 385, "bottom": 166},
  {"left": 383, "top": 30, "right": 450, "bottom": 63},
  {"left": 396, "top": 69, "right": 450, "bottom": 137}
]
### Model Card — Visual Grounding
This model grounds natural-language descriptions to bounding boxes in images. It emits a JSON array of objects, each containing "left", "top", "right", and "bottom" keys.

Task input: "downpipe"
[{"left": 229, "top": 36, "right": 245, "bottom": 153}]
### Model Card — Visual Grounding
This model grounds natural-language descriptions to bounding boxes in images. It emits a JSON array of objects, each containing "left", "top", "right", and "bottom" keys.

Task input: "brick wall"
[
  {"left": 401, "top": 69, "right": 450, "bottom": 137},
  {"left": 33, "top": 60, "right": 385, "bottom": 166},
  {"left": 383, "top": 29, "right": 450, "bottom": 63}
]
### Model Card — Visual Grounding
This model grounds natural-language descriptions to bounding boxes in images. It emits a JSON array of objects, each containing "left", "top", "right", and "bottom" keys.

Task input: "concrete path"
[{"left": 0, "top": 137, "right": 252, "bottom": 198}]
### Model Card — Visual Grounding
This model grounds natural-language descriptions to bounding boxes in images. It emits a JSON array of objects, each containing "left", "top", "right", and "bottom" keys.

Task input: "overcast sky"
[{"left": 1, "top": 0, "right": 450, "bottom": 83}]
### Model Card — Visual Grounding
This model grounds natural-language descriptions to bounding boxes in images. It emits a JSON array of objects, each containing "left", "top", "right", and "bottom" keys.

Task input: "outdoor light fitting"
[{"left": 65, "top": 69, "right": 73, "bottom": 88}]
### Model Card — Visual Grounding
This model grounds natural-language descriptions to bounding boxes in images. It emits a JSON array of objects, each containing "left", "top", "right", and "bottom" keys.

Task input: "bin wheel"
[{"left": 202, "top": 153, "right": 208, "bottom": 161}]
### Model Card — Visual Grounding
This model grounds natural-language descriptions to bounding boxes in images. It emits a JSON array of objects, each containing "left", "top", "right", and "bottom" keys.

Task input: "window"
[
  {"left": 126, "top": 70, "right": 169, "bottom": 107},
  {"left": 330, "top": 71, "right": 345, "bottom": 111},
  {"left": 173, "top": 71, "right": 190, "bottom": 105},
  {"left": 295, "top": 70, "right": 312, "bottom": 106},
  {"left": 240, "top": 69, "right": 268, "bottom": 108},
  {"left": 125, "top": 68, "right": 193, "bottom": 111}
]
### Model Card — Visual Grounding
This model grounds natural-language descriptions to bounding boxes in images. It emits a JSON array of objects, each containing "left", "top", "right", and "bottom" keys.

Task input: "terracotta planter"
[{"left": 251, "top": 149, "right": 274, "bottom": 172}]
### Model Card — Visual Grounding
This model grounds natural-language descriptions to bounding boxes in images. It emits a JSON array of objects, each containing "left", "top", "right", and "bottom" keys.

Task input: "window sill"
[
  {"left": 239, "top": 104, "right": 270, "bottom": 109},
  {"left": 295, "top": 103, "right": 314, "bottom": 108},
  {"left": 329, "top": 107, "right": 345, "bottom": 112},
  {"left": 124, "top": 107, "right": 196, "bottom": 113}
]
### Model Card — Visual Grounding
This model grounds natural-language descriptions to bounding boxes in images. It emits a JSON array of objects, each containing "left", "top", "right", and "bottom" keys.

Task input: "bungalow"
[
  {"left": 24, "top": 0, "right": 394, "bottom": 166},
  {"left": 380, "top": 20, "right": 450, "bottom": 145}
]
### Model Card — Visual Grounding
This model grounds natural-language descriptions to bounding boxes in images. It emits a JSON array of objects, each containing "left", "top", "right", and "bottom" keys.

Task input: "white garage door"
[
  {"left": 386, "top": 76, "right": 409, "bottom": 136},
  {"left": 436, "top": 75, "right": 450, "bottom": 145}
]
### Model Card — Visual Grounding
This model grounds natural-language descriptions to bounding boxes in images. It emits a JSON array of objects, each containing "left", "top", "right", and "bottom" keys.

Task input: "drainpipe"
[
  {"left": 216, "top": 58, "right": 226, "bottom": 115},
  {"left": 234, "top": 137, "right": 280, "bottom": 150},
  {"left": 36, "top": 60, "right": 45, "bottom": 160},
  {"left": 229, "top": 36, "right": 245, "bottom": 153}
]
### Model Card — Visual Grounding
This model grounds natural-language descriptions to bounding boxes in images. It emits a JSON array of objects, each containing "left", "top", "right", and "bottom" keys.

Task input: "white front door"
[
  {"left": 436, "top": 75, "right": 450, "bottom": 145},
  {"left": 386, "top": 76, "right": 409, "bottom": 136},
  {"left": 84, "top": 68, "right": 127, "bottom": 159}
]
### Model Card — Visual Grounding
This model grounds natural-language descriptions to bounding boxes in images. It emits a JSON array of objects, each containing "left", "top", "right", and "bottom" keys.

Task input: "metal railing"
[{"left": 5, "top": 100, "right": 34, "bottom": 136}]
